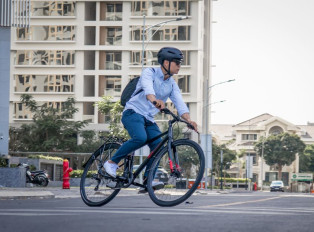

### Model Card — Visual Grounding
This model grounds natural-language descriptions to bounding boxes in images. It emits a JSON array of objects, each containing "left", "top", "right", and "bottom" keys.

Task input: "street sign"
[
  {"left": 134, "top": 145, "right": 150, "bottom": 156},
  {"left": 291, "top": 173, "right": 313, "bottom": 181},
  {"left": 246, "top": 155, "right": 253, "bottom": 179}
]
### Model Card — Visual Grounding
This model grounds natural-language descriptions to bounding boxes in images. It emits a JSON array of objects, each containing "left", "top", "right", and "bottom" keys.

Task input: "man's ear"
[{"left": 163, "top": 60, "right": 169, "bottom": 66}]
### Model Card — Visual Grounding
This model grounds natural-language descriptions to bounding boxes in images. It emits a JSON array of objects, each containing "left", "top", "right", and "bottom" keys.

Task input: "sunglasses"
[{"left": 173, "top": 60, "right": 182, "bottom": 66}]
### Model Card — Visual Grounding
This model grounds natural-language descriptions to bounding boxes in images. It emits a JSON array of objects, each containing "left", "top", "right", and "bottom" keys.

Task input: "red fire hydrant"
[
  {"left": 253, "top": 182, "right": 257, "bottom": 191},
  {"left": 63, "top": 159, "right": 73, "bottom": 189}
]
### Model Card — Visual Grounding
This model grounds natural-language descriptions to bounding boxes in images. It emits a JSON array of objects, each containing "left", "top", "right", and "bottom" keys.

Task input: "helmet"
[{"left": 157, "top": 47, "right": 184, "bottom": 65}]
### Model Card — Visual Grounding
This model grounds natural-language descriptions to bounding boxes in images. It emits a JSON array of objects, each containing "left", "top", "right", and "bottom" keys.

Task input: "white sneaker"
[
  {"left": 106, "top": 181, "right": 117, "bottom": 188},
  {"left": 138, "top": 181, "right": 164, "bottom": 194},
  {"left": 104, "top": 161, "right": 118, "bottom": 178}
]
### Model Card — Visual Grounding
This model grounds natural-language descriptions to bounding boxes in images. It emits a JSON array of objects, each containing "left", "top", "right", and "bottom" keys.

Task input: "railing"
[
  {"left": 104, "top": 88, "right": 121, "bottom": 97},
  {"left": 0, "top": 0, "right": 30, "bottom": 27},
  {"left": 105, "top": 12, "right": 122, "bottom": 21}
]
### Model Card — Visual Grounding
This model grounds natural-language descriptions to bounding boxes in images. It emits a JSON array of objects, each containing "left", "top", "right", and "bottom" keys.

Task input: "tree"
[
  {"left": 96, "top": 96, "right": 129, "bottom": 139},
  {"left": 299, "top": 144, "right": 314, "bottom": 173},
  {"left": 9, "top": 94, "right": 88, "bottom": 152},
  {"left": 76, "top": 130, "right": 103, "bottom": 153},
  {"left": 255, "top": 133, "right": 306, "bottom": 180},
  {"left": 212, "top": 142, "right": 237, "bottom": 179}
]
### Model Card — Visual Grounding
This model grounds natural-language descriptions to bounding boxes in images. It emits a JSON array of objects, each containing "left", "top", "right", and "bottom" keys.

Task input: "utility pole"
[{"left": 220, "top": 150, "right": 223, "bottom": 190}]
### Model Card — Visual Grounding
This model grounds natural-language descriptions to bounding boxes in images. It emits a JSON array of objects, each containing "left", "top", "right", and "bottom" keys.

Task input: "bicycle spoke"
[
  {"left": 147, "top": 139, "right": 205, "bottom": 207},
  {"left": 80, "top": 143, "right": 121, "bottom": 206}
]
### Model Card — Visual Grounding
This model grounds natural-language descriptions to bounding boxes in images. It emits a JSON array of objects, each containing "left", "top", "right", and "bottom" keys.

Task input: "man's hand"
[
  {"left": 153, "top": 99, "right": 165, "bottom": 109},
  {"left": 187, "top": 120, "right": 198, "bottom": 132},
  {"left": 146, "top": 94, "right": 165, "bottom": 109},
  {"left": 181, "top": 113, "right": 198, "bottom": 132}
]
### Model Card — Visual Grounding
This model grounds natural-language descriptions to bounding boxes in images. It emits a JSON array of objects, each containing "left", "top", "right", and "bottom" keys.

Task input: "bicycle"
[{"left": 80, "top": 107, "right": 205, "bottom": 207}]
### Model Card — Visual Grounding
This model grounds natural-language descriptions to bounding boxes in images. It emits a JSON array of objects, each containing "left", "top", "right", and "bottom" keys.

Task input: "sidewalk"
[{"left": 0, "top": 186, "right": 230, "bottom": 200}]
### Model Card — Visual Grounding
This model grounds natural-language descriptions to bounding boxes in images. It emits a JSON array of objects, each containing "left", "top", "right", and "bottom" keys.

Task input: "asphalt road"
[{"left": 0, "top": 192, "right": 313, "bottom": 232}]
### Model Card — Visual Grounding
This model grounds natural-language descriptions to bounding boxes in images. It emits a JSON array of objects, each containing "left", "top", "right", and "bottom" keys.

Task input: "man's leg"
[
  {"left": 104, "top": 110, "right": 147, "bottom": 177},
  {"left": 143, "top": 121, "right": 162, "bottom": 179},
  {"left": 111, "top": 110, "right": 148, "bottom": 164}
]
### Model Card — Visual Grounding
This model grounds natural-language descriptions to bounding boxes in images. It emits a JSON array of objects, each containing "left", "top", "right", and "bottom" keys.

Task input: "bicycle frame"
[{"left": 118, "top": 117, "right": 181, "bottom": 189}]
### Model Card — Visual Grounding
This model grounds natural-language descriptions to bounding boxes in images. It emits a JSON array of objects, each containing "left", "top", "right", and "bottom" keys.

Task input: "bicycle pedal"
[{"left": 116, "top": 176, "right": 127, "bottom": 181}]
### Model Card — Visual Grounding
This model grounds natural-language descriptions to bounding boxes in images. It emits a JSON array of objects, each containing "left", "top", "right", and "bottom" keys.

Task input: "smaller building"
[{"left": 210, "top": 114, "right": 314, "bottom": 187}]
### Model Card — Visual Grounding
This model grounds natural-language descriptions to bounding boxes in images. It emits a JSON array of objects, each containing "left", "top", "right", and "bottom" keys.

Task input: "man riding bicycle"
[{"left": 104, "top": 47, "right": 198, "bottom": 192}]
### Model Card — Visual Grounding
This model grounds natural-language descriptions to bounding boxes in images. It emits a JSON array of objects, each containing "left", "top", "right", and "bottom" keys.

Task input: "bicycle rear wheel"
[
  {"left": 80, "top": 142, "right": 121, "bottom": 207},
  {"left": 147, "top": 139, "right": 205, "bottom": 207}
]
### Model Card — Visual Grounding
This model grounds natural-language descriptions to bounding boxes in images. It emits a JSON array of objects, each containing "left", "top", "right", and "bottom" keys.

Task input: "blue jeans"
[{"left": 111, "top": 109, "right": 161, "bottom": 178}]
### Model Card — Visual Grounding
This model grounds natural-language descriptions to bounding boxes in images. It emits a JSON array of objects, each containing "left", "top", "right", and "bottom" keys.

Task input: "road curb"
[{"left": 0, "top": 190, "right": 55, "bottom": 200}]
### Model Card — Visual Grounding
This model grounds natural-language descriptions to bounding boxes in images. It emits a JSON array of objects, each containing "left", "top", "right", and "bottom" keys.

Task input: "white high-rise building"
[{"left": 10, "top": 0, "right": 211, "bottom": 138}]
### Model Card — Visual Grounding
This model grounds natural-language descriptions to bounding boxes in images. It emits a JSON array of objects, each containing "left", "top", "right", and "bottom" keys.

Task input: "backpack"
[
  {"left": 120, "top": 77, "right": 143, "bottom": 106},
  {"left": 120, "top": 68, "right": 156, "bottom": 107}
]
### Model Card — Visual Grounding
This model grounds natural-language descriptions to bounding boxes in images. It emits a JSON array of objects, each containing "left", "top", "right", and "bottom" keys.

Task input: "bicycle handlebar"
[{"left": 152, "top": 101, "right": 197, "bottom": 132}]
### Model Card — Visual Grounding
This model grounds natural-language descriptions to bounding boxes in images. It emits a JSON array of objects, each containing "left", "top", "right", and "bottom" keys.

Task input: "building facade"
[
  {"left": 210, "top": 114, "right": 314, "bottom": 187},
  {"left": 10, "top": 0, "right": 210, "bottom": 140}
]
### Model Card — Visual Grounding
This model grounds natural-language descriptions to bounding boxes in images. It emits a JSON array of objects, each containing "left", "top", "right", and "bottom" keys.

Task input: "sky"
[{"left": 211, "top": 0, "right": 314, "bottom": 125}]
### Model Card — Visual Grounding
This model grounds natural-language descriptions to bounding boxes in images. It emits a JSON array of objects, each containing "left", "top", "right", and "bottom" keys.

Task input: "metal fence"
[{"left": 0, "top": 0, "right": 30, "bottom": 27}]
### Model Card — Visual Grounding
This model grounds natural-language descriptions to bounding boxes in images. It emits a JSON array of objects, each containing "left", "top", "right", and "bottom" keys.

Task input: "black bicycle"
[{"left": 80, "top": 107, "right": 205, "bottom": 207}]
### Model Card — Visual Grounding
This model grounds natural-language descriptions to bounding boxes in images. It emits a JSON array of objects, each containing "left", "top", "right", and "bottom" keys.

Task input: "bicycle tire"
[
  {"left": 147, "top": 139, "right": 205, "bottom": 207},
  {"left": 80, "top": 142, "right": 121, "bottom": 207}
]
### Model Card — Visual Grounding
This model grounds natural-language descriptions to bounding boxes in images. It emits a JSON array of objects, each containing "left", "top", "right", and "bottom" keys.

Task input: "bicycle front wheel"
[
  {"left": 80, "top": 142, "right": 121, "bottom": 207},
  {"left": 147, "top": 139, "right": 205, "bottom": 207}
]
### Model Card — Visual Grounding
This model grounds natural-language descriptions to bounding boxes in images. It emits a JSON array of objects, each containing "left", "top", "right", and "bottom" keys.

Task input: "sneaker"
[
  {"left": 104, "top": 161, "right": 118, "bottom": 178},
  {"left": 106, "top": 181, "right": 117, "bottom": 188},
  {"left": 138, "top": 181, "right": 164, "bottom": 194}
]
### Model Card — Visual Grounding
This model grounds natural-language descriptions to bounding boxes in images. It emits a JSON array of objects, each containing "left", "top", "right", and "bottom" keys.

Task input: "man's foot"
[
  {"left": 104, "top": 161, "right": 118, "bottom": 178},
  {"left": 138, "top": 181, "right": 164, "bottom": 194}
]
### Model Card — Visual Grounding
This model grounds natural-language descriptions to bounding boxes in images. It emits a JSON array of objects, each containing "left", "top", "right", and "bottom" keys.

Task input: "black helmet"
[{"left": 157, "top": 47, "right": 184, "bottom": 65}]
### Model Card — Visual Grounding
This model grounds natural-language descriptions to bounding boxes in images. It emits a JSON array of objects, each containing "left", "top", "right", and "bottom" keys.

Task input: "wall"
[
  {"left": 0, "top": 27, "right": 10, "bottom": 156},
  {"left": 0, "top": 168, "right": 26, "bottom": 187}
]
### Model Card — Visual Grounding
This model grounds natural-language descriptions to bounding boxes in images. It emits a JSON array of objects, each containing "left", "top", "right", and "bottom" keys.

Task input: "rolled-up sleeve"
[
  {"left": 169, "top": 81, "right": 189, "bottom": 116},
  {"left": 140, "top": 68, "right": 155, "bottom": 96}
]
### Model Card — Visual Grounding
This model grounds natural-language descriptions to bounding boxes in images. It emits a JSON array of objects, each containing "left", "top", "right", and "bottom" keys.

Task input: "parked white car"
[{"left": 270, "top": 180, "right": 284, "bottom": 192}]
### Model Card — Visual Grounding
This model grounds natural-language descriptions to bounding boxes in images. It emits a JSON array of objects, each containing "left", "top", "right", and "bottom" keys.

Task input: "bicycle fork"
[{"left": 167, "top": 122, "right": 181, "bottom": 178}]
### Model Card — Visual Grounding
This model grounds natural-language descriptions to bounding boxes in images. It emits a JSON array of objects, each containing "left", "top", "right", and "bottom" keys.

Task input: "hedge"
[{"left": 28, "top": 154, "right": 63, "bottom": 161}]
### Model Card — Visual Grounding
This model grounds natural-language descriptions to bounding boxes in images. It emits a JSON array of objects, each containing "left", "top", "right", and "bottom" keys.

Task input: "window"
[
  {"left": 14, "top": 102, "right": 32, "bottom": 119},
  {"left": 99, "top": 27, "right": 122, "bottom": 45},
  {"left": 173, "top": 75, "right": 190, "bottom": 93},
  {"left": 44, "top": 75, "right": 74, "bottom": 92},
  {"left": 100, "top": 2, "right": 122, "bottom": 21},
  {"left": 131, "top": 25, "right": 190, "bottom": 41},
  {"left": 247, "top": 153, "right": 258, "bottom": 166},
  {"left": 241, "top": 134, "right": 257, "bottom": 141},
  {"left": 31, "top": 1, "right": 75, "bottom": 17},
  {"left": 131, "top": 1, "right": 148, "bottom": 16},
  {"left": 99, "top": 51, "right": 122, "bottom": 70},
  {"left": 99, "top": 76, "right": 121, "bottom": 97},
  {"left": 130, "top": 50, "right": 158, "bottom": 66},
  {"left": 16, "top": 26, "right": 75, "bottom": 41},
  {"left": 83, "top": 102, "right": 95, "bottom": 123},
  {"left": 269, "top": 126, "right": 284, "bottom": 135},
  {"left": 15, "top": 74, "right": 74, "bottom": 93},
  {"left": 16, "top": 50, "right": 75, "bottom": 66},
  {"left": 14, "top": 101, "right": 74, "bottom": 119},
  {"left": 132, "top": 1, "right": 190, "bottom": 16}
]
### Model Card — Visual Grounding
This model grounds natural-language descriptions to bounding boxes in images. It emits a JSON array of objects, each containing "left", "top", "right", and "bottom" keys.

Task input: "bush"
[
  {"left": 216, "top": 177, "right": 251, "bottom": 183},
  {"left": 28, "top": 154, "right": 63, "bottom": 162},
  {"left": 0, "top": 157, "right": 8, "bottom": 167},
  {"left": 70, "top": 169, "right": 97, "bottom": 178}
]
